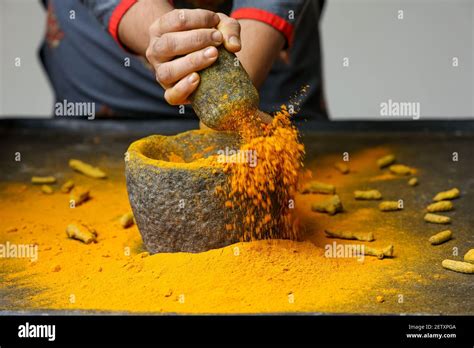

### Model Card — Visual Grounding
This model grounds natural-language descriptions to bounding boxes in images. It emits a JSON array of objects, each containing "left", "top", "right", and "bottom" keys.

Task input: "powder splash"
[{"left": 222, "top": 106, "right": 305, "bottom": 241}]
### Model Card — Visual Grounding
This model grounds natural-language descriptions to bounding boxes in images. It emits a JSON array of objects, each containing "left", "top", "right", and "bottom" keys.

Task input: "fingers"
[
  {"left": 164, "top": 72, "right": 200, "bottom": 105},
  {"left": 155, "top": 46, "right": 218, "bottom": 87},
  {"left": 150, "top": 9, "right": 219, "bottom": 37},
  {"left": 149, "top": 28, "right": 223, "bottom": 61},
  {"left": 145, "top": 9, "right": 242, "bottom": 107},
  {"left": 216, "top": 13, "right": 241, "bottom": 53}
]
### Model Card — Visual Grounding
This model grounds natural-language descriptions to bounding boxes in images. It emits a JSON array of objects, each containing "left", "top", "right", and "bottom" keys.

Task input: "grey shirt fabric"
[{"left": 41, "top": 0, "right": 326, "bottom": 119}]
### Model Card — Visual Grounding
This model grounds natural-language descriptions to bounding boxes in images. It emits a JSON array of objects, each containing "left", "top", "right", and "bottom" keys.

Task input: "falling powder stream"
[{"left": 221, "top": 106, "right": 305, "bottom": 241}]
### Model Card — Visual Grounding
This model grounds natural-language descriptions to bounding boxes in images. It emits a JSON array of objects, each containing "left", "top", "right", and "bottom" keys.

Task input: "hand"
[{"left": 146, "top": 9, "right": 241, "bottom": 106}]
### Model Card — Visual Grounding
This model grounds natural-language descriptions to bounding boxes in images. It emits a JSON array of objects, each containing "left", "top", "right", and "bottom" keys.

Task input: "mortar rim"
[{"left": 126, "top": 129, "right": 235, "bottom": 171}]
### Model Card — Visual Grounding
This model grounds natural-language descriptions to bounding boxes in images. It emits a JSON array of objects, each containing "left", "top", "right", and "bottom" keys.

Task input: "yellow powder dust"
[
  {"left": 0, "top": 176, "right": 388, "bottom": 314},
  {"left": 222, "top": 106, "right": 304, "bottom": 241},
  {"left": 167, "top": 152, "right": 185, "bottom": 163},
  {"left": 0, "top": 132, "right": 439, "bottom": 314}
]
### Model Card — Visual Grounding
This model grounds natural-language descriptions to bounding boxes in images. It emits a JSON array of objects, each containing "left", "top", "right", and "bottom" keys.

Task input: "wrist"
[{"left": 117, "top": 0, "right": 174, "bottom": 55}]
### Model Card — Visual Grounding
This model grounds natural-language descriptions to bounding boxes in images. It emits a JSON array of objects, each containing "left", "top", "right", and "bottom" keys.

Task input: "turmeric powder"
[
  {"left": 0, "top": 148, "right": 446, "bottom": 314},
  {"left": 222, "top": 106, "right": 304, "bottom": 241}
]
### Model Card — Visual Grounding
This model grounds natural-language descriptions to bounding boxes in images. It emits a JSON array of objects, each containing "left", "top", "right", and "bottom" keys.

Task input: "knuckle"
[
  {"left": 216, "top": 12, "right": 227, "bottom": 22},
  {"left": 195, "top": 9, "right": 216, "bottom": 27},
  {"left": 156, "top": 35, "right": 175, "bottom": 55},
  {"left": 188, "top": 52, "right": 202, "bottom": 68},
  {"left": 230, "top": 18, "right": 240, "bottom": 30},
  {"left": 225, "top": 17, "right": 240, "bottom": 31},
  {"left": 149, "top": 20, "right": 160, "bottom": 37},
  {"left": 146, "top": 39, "right": 161, "bottom": 63},
  {"left": 156, "top": 64, "right": 172, "bottom": 84},
  {"left": 145, "top": 46, "right": 153, "bottom": 62},
  {"left": 154, "top": 17, "right": 164, "bottom": 36}
]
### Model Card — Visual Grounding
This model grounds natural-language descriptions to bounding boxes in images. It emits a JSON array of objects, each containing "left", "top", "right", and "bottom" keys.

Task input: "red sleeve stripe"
[
  {"left": 108, "top": 0, "right": 138, "bottom": 46},
  {"left": 231, "top": 7, "right": 294, "bottom": 45}
]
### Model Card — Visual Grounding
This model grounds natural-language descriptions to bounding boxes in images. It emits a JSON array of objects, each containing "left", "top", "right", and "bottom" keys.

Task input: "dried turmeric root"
[
  {"left": 120, "top": 212, "right": 135, "bottom": 228},
  {"left": 424, "top": 213, "right": 451, "bottom": 224},
  {"left": 426, "top": 201, "right": 453, "bottom": 213},
  {"left": 354, "top": 190, "right": 382, "bottom": 200},
  {"left": 70, "top": 186, "right": 90, "bottom": 206},
  {"left": 66, "top": 224, "right": 97, "bottom": 244},
  {"left": 31, "top": 176, "right": 56, "bottom": 184},
  {"left": 379, "top": 201, "right": 402, "bottom": 211},
  {"left": 41, "top": 185, "right": 54, "bottom": 194},
  {"left": 464, "top": 249, "right": 474, "bottom": 263},
  {"left": 61, "top": 180, "right": 75, "bottom": 193},
  {"left": 389, "top": 164, "right": 413, "bottom": 175},
  {"left": 364, "top": 245, "right": 394, "bottom": 259},
  {"left": 325, "top": 229, "right": 374, "bottom": 242},
  {"left": 377, "top": 154, "right": 396, "bottom": 168},
  {"left": 311, "top": 195, "right": 343, "bottom": 215},
  {"left": 429, "top": 230, "right": 452, "bottom": 245},
  {"left": 408, "top": 177, "right": 418, "bottom": 186},
  {"left": 441, "top": 259, "right": 474, "bottom": 274},
  {"left": 433, "top": 188, "right": 460, "bottom": 201},
  {"left": 334, "top": 162, "right": 349, "bottom": 174},
  {"left": 301, "top": 181, "right": 336, "bottom": 195},
  {"left": 69, "top": 159, "right": 107, "bottom": 179}
]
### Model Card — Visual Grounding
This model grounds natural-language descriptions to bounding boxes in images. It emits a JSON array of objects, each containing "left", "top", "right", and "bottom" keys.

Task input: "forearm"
[
  {"left": 236, "top": 19, "right": 285, "bottom": 89},
  {"left": 118, "top": 0, "right": 174, "bottom": 55}
]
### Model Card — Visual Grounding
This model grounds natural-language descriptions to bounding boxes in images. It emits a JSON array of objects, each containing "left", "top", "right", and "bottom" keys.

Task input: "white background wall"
[
  {"left": 0, "top": 0, "right": 473, "bottom": 119},
  {"left": 0, "top": 0, "right": 53, "bottom": 117},
  {"left": 321, "top": 0, "right": 473, "bottom": 119}
]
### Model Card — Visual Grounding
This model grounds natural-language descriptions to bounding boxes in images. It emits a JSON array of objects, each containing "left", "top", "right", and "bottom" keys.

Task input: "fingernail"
[
  {"left": 204, "top": 47, "right": 218, "bottom": 58},
  {"left": 188, "top": 73, "right": 199, "bottom": 83},
  {"left": 229, "top": 36, "right": 240, "bottom": 47},
  {"left": 212, "top": 30, "right": 223, "bottom": 43}
]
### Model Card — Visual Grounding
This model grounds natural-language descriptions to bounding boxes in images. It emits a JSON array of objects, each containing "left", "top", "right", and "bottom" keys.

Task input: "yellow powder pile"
[
  {"left": 0, "top": 146, "right": 434, "bottom": 314},
  {"left": 223, "top": 106, "right": 305, "bottom": 241}
]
